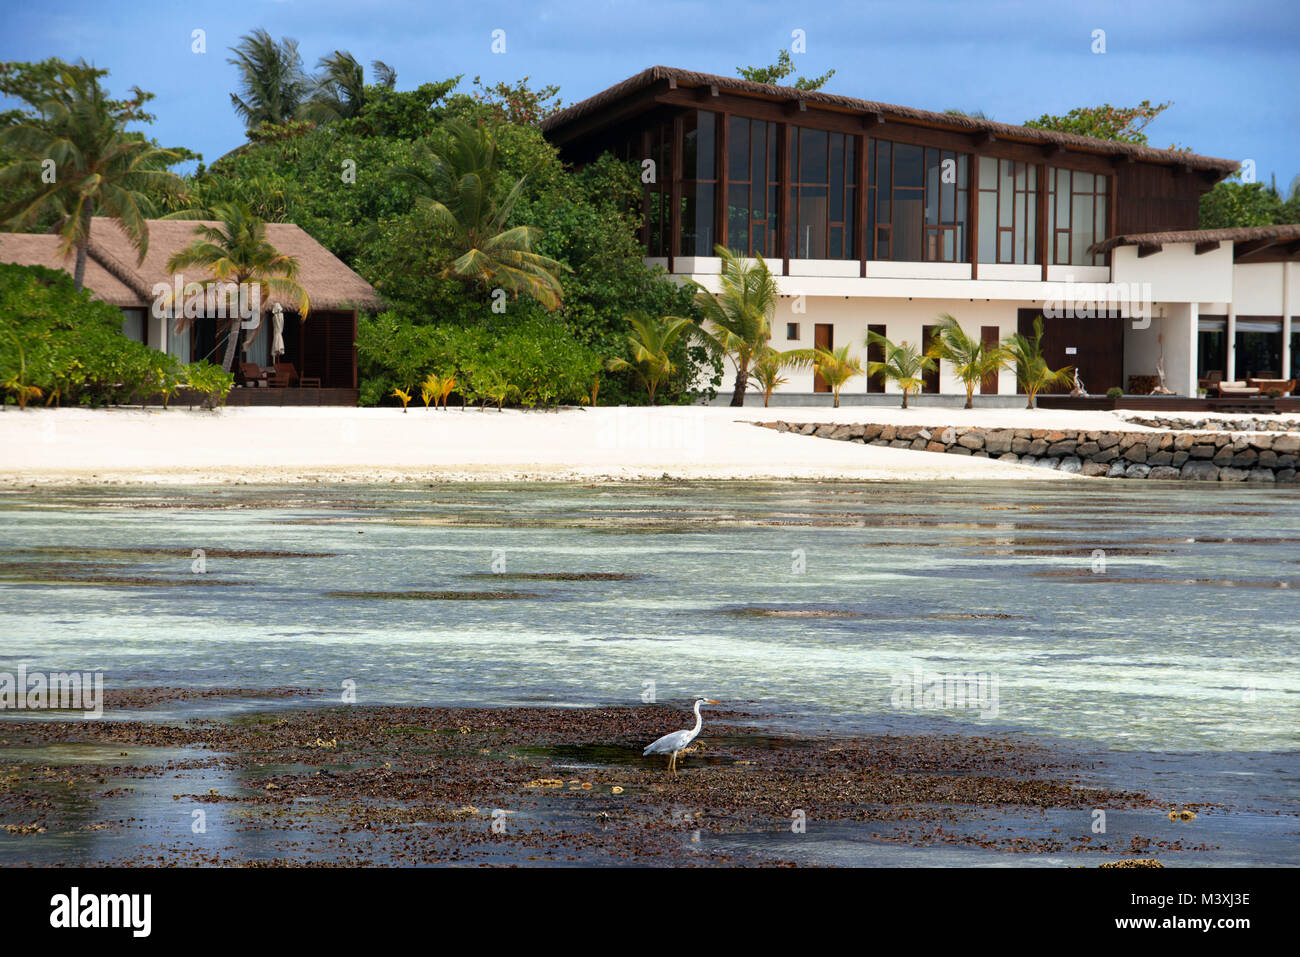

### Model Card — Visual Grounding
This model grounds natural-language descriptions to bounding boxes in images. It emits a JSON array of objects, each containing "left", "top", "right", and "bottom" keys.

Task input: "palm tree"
[
  {"left": 398, "top": 120, "right": 566, "bottom": 309},
  {"left": 926, "top": 313, "right": 1005, "bottom": 409},
  {"left": 165, "top": 202, "right": 310, "bottom": 374},
  {"left": 786, "top": 344, "right": 864, "bottom": 408},
  {"left": 0, "top": 61, "right": 188, "bottom": 290},
  {"left": 605, "top": 311, "right": 697, "bottom": 405},
  {"left": 689, "top": 245, "right": 779, "bottom": 407},
  {"left": 866, "top": 331, "right": 935, "bottom": 409},
  {"left": 747, "top": 346, "right": 799, "bottom": 407},
  {"left": 1002, "top": 316, "right": 1074, "bottom": 408},
  {"left": 227, "top": 29, "right": 309, "bottom": 128},
  {"left": 303, "top": 51, "right": 396, "bottom": 123}
]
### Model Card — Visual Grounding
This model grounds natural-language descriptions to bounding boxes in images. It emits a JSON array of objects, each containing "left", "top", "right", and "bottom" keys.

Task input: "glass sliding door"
[
  {"left": 1234, "top": 319, "right": 1282, "bottom": 379},
  {"left": 788, "top": 126, "right": 855, "bottom": 260},
  {"left": 976, "top": 157, "right": 1037, "bottom": 264},
  {"left": 867, "top": 140, "right": 967, "bottom": 262},
  {"left": 725, "top": 116, "right": 778, "bottom": 258},
  {"left": 680, "top": 111, "right": 717, "bottom": 256}
]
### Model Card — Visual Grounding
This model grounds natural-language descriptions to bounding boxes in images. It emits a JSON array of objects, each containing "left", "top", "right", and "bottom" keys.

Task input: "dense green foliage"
[
  {"left": 1200, "top": 176, "right": 1300, "bottom": 228},
  {"left": 1023, "top": 101, "right": 1173, "bottom": 146},
  {"left": 172, "top": 75, "right": 710, "bottom": 405},
  {"left": 0, "top": 262, "right": 231, "bottom": 408},
  {"left": 357, "top": 310, "right": 601, "bottom": 408}
]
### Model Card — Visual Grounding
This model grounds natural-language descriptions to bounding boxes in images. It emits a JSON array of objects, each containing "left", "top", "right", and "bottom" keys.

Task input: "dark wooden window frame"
[
  {"left": 723, "top": 115, "right": 780, "bottom": 258},
  {"left": 787, "top": 125, "right": 856, "bottom": 260},
  {"left": 977, "top": 156, "right": 1039, "bottom": 265},
  {"left": 1047, "top": 167, "right": 1111, "bottom": 267}
]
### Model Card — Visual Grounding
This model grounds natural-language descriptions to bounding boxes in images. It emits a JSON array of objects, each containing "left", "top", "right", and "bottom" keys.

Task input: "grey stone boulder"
[
  {"left": 1181, "top": 461, "right": 1220, "bottom": 481},
  {"left": 1125, "top": 463, "right": 1151, "bottom": 479},
  {"left": 1147, "top": 466, "right": 1181, "bottom": 481}
]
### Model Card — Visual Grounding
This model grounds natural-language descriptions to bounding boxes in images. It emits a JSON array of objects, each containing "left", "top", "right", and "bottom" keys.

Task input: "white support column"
[
  {"left": 1163, "top": 303, "right": 1198, "bottom": 396},
  {"left": 1226, "top": 302, "right": 1237, "bottom": 381},
  {"left": 1282, "top": 262, "right": 1292, "bottom": 380}
]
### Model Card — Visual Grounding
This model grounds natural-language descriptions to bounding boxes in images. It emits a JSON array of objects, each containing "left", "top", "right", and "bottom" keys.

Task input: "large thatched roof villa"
[
  {"left": 542, "top": 66, "right": 1300, "bottom": 407},
  {"left": 0, "top": 218, "right": 380, "bottom": 404}
]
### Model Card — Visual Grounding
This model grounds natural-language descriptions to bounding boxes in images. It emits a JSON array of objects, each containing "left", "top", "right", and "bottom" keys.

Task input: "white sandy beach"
[{"left": 0, "top": 403, "right": 1194, "bottom": 486}]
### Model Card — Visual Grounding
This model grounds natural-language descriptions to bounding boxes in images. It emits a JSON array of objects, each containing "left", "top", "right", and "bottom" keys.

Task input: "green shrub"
[
  {"left": 1106, "top": 386, "right": 1123, "bottom": 399},
  {"left": 357, "top": 310, "right": 601, "bottom": 409},
  {"left": 0, "top": 262, "right": 183, "bottom": 408}
]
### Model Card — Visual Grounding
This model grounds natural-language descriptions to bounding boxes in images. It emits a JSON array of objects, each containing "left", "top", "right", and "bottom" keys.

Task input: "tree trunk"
[
  {"left": 965, "top": 388, "right": 974, "bottom": 410},
  {"left": 220, "top": 317, "right": 241, "bottom": 373},
  {"left": 901, "top": 389, "right": 909, "bottom": 409},
  {"left": 73, "top": 208, "right": 92, "bottom": 291},
  {"left": 730, "top": 366, "right": 748, "bottom": 407}
]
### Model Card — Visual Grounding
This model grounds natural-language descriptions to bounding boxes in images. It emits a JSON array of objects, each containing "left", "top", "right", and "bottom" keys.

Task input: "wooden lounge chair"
[
  {"left": 1247, "top": 378, "right": 1295, "bottom": 396},
  {"left": 1216, "top": 380, "right": 1261, "bottom": 397},
  {"left": 238, "top": 362, "right": 267, "bottom": 387},
  {"left": 268, "top": 362, "right": 298, "bottom": 388}
]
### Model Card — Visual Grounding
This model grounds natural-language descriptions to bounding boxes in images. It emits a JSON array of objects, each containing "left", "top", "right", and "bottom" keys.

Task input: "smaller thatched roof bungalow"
[{"left": 0, "top": 218, "right": 381, "bottom": 399}]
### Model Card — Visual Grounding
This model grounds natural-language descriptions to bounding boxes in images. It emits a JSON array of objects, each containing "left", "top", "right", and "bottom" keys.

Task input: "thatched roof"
[
  {"left": 1089, "top": 224, "right": 1300, "bottom": 253},
  {"left": 0, "top": 218, "right": 382, "bottom": 312},
  {"left": 543, "top": 66, "right": 1240, "bottom": 177},
  {"left": 0, "top": 233, "right": 145, "bottom": 307}
]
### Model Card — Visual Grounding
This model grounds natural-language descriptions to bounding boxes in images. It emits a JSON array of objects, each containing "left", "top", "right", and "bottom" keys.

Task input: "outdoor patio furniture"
[
  {"left": 300, "top": 376, "right": 321, "bottom": 389},
  {"left": 1216, "top": 380, "right": 1262, "bottom": 396},
  {"left": 238, "top": 362, "right": 268, "bottom": 388},
  {"left": 1247, "top": 378, "right": 1295, "bottom": 395},
  {"left": 268, "top": 362, "right": 298, "bottom": 388}
]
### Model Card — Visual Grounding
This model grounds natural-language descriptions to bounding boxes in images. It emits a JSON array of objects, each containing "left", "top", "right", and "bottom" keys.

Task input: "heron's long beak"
[{"left": 706, "top": 699, "right": 721, "bottom": 704}]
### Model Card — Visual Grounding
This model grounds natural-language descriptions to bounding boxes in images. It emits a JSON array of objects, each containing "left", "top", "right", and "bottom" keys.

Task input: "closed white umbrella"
[{"left": 271, "top": 304, "right": 285, "bottom": 361}]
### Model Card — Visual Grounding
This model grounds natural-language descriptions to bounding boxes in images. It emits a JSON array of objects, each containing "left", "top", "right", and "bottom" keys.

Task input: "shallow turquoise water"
[{"left": 1, "top": 480, "right": 1296, "bottom": 757}]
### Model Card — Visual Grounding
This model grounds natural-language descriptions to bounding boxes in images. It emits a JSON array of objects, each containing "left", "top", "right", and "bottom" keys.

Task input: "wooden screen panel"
[
  {"left": 921, "top": 323, "right": 939, "bottom": 393},
  {"left": 867, "top": 323, "right": 886, "bottom": 393},
  {"left": 980, "top": 325, "right": 1000, "bottom": 394},
  {"left": 813, "top": 323, "right": 833, "bottom": 392},
  {"left": 1016, "top": 308, "right": 1123, "bottom": 395}
]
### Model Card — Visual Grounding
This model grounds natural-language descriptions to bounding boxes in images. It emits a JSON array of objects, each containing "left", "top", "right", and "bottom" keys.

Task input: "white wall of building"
[
  {"left": 710, "top": 295, "right": 1031, "bottom": 396},
  {"left": 1111, "top": 243, "right": 1234, "bottom": 304}
]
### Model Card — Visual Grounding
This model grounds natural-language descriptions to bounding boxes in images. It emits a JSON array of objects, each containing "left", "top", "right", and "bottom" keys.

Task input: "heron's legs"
[{"left": 669, "top": 751, "right": 677, "bottom": 774}]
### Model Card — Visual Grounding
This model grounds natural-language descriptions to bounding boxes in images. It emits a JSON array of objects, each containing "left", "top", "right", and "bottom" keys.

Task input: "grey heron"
[{"left": 643, "top": 698, "right": 720, "bottom": 774}]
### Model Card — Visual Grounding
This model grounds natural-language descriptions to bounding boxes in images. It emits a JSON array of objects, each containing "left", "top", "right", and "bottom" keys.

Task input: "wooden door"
[
  {"left": 813, "top": 323, "right": 833, "bottom": 392},
  {"left": 921, "top": 324, "right": 939, "bottom": 393},
  {"left": 980, "top": 325, "right": 1000, "bottom": 394},
  {"left": 1016, "top": 308, "right": 1123, "bottom": 395},
  {"left": 867, "top": 323, "right": 886, "bottom": 393}
]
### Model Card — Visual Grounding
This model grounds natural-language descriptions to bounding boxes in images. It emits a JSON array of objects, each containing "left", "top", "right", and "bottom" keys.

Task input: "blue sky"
[{"left": 2, "top": 0, "right": 1297, "bottom": 186}]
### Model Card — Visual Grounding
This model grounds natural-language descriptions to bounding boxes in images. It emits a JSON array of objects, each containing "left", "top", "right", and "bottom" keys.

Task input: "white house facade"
[{"left": 542, "top": 67, "right": 1300, "bottom": 404}]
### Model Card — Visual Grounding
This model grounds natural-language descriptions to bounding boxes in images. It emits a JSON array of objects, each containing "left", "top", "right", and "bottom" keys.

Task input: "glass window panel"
[
  {"left": 978, "top": 193, "right": 996, "bottom": 261},
  {"left": 894, "top": 194, "right": 923, "bottom": 260},
  {"left": 1095, "top": 195, "right": 1108, "bottom": 241},
  {"left": 1026, "top": 203, "right": 1036, "bottom": 262},
  {"left": 999, "top": 178, "right": 1012, "bottom": 225},
  {"left": 846, "top": 138, "right": 856, "bottom": 185},
  {"left": 695, "top": 112, "right": 715, "bottom": 180},
  {"left": 727, "top": 184, "right": 749, "bottom": 250},
  {"left": 797, "top": 185, "right": 827, "bottom": 258},
  {"left": 979, "top": 155, "right": 997, "bottom": 189},
  {"left": 943, "top": 230, "right": 954, "bottom": 261},
  {"left": 728, "top": 117, "right": 749, "bottom": 182},
  {"left": 999, "top": 230, "right": 1012, "bottom": 262},
  {"left": 895, "top": 144, "right": 923, "bottom": 188},
  {"left": 1056, "top": 233, "right": 1069, "bottom": 263},
  {"left": 876, "top": 140, "right": 891, "bottom": 189},
  {"left": 800, "top": 128, "right": 827, "bottom": 184},
  {"left": 1071, "top": 194, "right": 1093, "bottom": 264}
]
